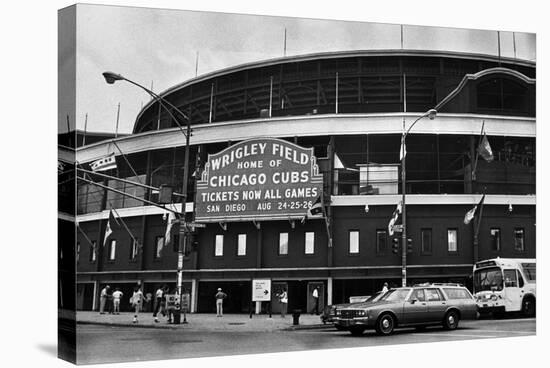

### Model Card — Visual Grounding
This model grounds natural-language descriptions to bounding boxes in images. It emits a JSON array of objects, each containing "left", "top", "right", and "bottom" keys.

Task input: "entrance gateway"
[{"left": 193, "top": 138, "right": 326, "bottom": 313}]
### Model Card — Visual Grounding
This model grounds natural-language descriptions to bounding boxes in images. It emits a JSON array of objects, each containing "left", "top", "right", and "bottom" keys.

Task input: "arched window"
[{"left": 477, "top": 77, "right": 528, "bottom": 114}]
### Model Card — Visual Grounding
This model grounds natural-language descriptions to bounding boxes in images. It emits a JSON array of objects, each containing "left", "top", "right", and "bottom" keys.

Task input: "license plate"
[{"left": 483, "top": 304, "right": 488, "bottom": 307}]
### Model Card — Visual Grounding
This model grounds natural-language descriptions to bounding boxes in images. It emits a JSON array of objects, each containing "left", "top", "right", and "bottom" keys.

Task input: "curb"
[
  {"left": 77, "top": 320, "right": 329, "bottom": 331},
  {"left": 77, "top": 320, "right": 181, "bottom": 329}
]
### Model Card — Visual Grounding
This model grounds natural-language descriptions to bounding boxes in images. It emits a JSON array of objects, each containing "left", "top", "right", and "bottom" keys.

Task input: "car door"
[
  {"left": 425, "top": 288, "right": 447, "bottom": 322},
  {"left": 403, "top": 289, "right": 429, "bottom": 324},
  {"left": 503, "top": 269, "right": 522, "bottom": 311}
]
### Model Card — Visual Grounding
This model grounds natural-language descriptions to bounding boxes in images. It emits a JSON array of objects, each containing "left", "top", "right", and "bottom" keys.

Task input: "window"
[
  {"left": 443, "top": 288, "right": 473, "bottom": 300},
  {"left": 447, "top": 229, "right": 458, "bottom": 253},
  {"left": 490, "top": 228, "right": 501, "bottom": 251},
  {"left": 514, "top": 228, "right": 525, "bottom": 252},
  {"left": 425, "top": 288, "right": 442, "bottom": 301},
  {"left": 305, "top": 232, "right": 315, "bottom": 254},
  {"left": 129, "top": 238, "right": 139, "bottom": 260},
  {"left": 108, "top": 239, "right": 117, "bottom": 261},
  {"left": 503, "top": 269, "right": 518, "bottom": 288},
  {"left": 154, "top": 236, "right": 164, "bottom": 259},
  {"left": 349, "top": 230, "right": 359, "bottom": 254},
  {"left": 215, "top": 235, "right": 224, "bottom": 257},
  {"left": 237, "top": 234, "right": 247, "bottom": 256},
  {"left": 279, "top": 233, "right": 289, "bottom": 255},
  {"left": 421, "top": 228, "right": 432, "bottom": 254},
  {"left": 76, "top": 242, "right": 80, "bottom": 263},
  {"left": 522, "top": 263, "right": 536, "bottom": 281},
  {"left": 411, "top": 289, "right": 426, "bottom": 301},
  {"left": 89, "top": 241, "right": 97, "bottom": 262},
  {"left": 517, "top": 271, "right": 525, "bottom": 288},
  {"left": 376, "top": 230, "right": 386, "bottom": 254}
]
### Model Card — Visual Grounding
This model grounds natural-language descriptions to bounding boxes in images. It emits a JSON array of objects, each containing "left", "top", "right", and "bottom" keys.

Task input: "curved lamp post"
[
  {"left": 400, "top": 108, "right": 437, "bottom": 287},
  {"left": 103, "top": 71, "right": 192, "bottom": 322}
]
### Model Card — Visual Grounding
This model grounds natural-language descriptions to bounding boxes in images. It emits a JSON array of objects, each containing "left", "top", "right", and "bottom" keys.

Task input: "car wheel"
[
  {"left": 349, "top": 327, "right": 365, "bottom": 336},
  {"left": 375, "top": 313, "right": 395, "bottom": 335},
  {"left": 522, "top": 297, "right": 536, "bottom": 317},
  {"left": 443, "top": 310, "right": 460, "bottom": 330}
]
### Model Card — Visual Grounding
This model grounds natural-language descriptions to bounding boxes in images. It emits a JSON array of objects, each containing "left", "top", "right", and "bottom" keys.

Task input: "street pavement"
[{"left": 75, "top": 314, "right": 536, "bottom": 364}]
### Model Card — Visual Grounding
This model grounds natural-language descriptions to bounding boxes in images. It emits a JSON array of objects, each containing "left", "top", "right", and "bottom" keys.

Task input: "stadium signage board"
[{"left": 195, "top": 138, "right": 323, "bottom": 222}]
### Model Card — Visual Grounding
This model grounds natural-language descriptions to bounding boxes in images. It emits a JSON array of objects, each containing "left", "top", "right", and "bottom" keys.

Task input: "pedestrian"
[
  {"left": 381, "top": 282, "right": 389, "bottom": 293},
  {"left": 107, "top": 286, "right": 114, "bottom": 314},
  {"left": 215, "top": 288, "right": 227, "bottom": 317},
  {"left": 112, "top": 288, "right": 123, "bottom": 315},
  {"left": 278, "top": 288, "right": 288, "bottom": 318},
  {"left": 99, "top": 285, "right": 110, "bottom": 314},
  {"left": 311, "top": 286, "right": 320, "bottom": 315},
  {"left": 152, "top": 285, "right": 165, "bottom": 323},
  {"left": 130, "top": 285, "right": 144, "bottom": 323}
]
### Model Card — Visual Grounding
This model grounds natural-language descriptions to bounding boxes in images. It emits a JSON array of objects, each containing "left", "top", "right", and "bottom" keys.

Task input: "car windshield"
[
  {"left": 365, "top": 292, "right": 382, "bottom": 302},
  {"left": 379, "top": 288, "right": 411, "bottom": 302},
  {"left": 474, "top": 267, "right": 503, "bottom": 292}
]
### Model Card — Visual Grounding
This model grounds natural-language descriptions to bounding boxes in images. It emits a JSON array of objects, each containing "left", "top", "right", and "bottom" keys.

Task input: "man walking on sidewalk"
[
  {"left": 311, "top": 286, "right": 320, "bottom": 315},
  {"left": 99, "top": 285, "right": 110, "bottom": 314},
  {"left": 112, "top": 288, "right": 123, "bottom": 315},
  {"left": 153, "top": 285, "right": 166, "bottom": 323},
  {"left": 215, "top": 288, "right": 227, "bottom": 317}
]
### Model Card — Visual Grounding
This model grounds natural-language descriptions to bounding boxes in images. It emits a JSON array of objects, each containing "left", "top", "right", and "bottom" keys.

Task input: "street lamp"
[
  {"left": 400, "top": 108, "right": 437, "bottom": 287},
  {"left": 103, "top": 71, "right": 192, "bottom": 323}
]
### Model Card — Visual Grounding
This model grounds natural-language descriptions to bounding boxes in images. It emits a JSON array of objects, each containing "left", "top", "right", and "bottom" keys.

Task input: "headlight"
[
  {"left": 357, "top": 310, "right": 366, "bottom": 316},
  {"left": 336, "top": 310, "right": 341, "bottom": 316},
  {"left": 491, "top": 295, "right": 498, "bottom": 301}
]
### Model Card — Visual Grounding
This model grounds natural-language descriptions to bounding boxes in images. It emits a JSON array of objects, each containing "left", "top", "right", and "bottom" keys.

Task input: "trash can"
[{"left": 292, "top": 309, "right": 301, "bottom": 325}]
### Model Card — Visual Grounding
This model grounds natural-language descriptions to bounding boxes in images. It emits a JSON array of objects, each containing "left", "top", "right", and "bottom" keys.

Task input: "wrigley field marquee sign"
[{"left": 195, "top": 138, "right": 324, "bottom": 222}]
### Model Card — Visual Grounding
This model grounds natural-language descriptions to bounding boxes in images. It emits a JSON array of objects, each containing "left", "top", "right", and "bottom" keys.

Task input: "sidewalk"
[{"left": 76, "top": 311, "right": 327, "bottom": 332}]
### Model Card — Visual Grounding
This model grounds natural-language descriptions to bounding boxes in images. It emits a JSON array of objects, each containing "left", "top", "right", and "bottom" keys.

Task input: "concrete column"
[
  {"left": 92, "top": 281, "right": 99, "bottom": 311},
  {"left": 327, "top": 277, "right": 333, "bottom": 306},
  {"left": 191, "top": 279, "right": 198, "bottom": 313},
  {"left": 255, "top": 301, "right": 261, "bottom": 314}
]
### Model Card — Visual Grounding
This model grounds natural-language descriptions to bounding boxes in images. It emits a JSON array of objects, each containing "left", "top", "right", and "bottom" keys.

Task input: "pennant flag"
[
  {"left": 164, "top": 212, "right": 178, "bottom": 247},
  {"left": 388, "top": 201, "right": 403, "bottom": 236},
  {"left": 464, "top": 194, "right": 486, "bottom": 225},
  {"left": 103, "top": 210, "right": 120, "bottom": 247},
  {"left": 91, "top": 153, "right": 117, "bottom": 172},
  {"left": 477, "top": 132, "right": 494, "bottom": 162},
  {"left": 301, "top": 195, "right": 323, "bottom": 223},
  {"left": 334, "top": 153, "right": 345, "bottom": 169},
  {"left": 399, "top": 135, "right": 407, "bottom": 161}
]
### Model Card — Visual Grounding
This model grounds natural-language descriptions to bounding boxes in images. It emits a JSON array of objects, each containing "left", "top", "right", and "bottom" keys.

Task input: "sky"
[{"left": 61, "top": 3, "right": 536, "bottom": 135}]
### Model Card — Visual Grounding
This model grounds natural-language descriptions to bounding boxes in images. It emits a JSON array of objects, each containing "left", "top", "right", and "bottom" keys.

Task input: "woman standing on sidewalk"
[{"left": 130, "top": 285, "right": 144, "bottom": 323}]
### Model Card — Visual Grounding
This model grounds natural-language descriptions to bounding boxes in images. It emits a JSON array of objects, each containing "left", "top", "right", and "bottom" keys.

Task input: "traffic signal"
[
  {"left": 407, "top": 238, "right": 413, "bottom": 254},
  {"left": 172, "top": 233, "right": 180, "bottom": 252},
  {"left": 392, "top": 237, "right": 400, "bottom": 254}
]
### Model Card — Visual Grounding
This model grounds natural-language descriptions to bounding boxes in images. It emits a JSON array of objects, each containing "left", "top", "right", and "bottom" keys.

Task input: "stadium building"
[{"left": 70, "top": 49, "right": 536, "bottom": 314}]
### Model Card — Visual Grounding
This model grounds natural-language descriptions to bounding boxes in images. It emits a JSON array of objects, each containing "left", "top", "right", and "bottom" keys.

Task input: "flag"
[
  {"left": 301, "top": 195, "right": 323, "bottom": 223},
  {"left": 164, "top": 212, "right": 178, "bottom": 247},
  {"left": 103, "top": 210, "right": 120, "bottom": 247},
  {"left": 464, "top": 194, "right": 486, "bottom": 225},
  {"left": 477, "top": 132, "right": 494, "bottom": 162},
  {"left": 334, "top": 153, "right": 345, "bottom": 169},
  {"left": 399, "top": 135, "right": 407, "bottom": 161},
  {"left": 91, "top": 153, "right": 117, "bottom": 172},
  {"left": 388, "top": 201, "right": 403, "bottom": 236}
]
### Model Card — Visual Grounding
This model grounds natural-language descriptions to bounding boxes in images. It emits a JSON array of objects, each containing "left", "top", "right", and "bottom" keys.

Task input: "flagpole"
[
  {"left": 472, "top": 121, "right": 485, "bottom": 181},
  {"left": 472, "top": 194, "right": 486, "bottom": 263},
  {"left": 400, "top": 118, "right": 407, "bottom": 287}
]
